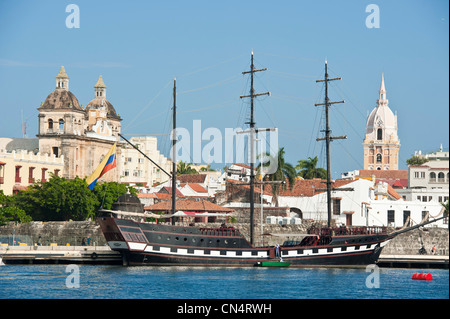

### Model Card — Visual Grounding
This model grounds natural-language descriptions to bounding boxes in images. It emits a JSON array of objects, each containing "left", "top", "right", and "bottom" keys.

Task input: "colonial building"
[
  {"left": 37, "top": 66, "right": 121, "bottom": 182},
  {"left": 363, "top": 75, "right": 400, "bottom": 170},
  {"left": 0, "top": 138, "right": 64, "bottom": 195}
]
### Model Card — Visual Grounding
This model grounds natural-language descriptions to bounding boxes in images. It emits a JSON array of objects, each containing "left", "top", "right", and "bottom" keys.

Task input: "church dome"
[
  {"left": 85, "top": 75, "right": 121, "bottom": 120},
  {"left": 85, "top": 98, "right": 120, "bottom": 120},
  {"left": 40, "top": 89, "right": 83, "bottom": 111},
  {"left": 39, "top": 66, "right": 83, "bottom": 111}
]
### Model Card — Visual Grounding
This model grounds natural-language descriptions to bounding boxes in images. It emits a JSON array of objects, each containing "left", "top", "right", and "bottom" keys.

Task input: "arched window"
[
  {"left": 438, "top": 172, "right": 445, "bottom": 183},
  {"left": 376, "top": 154, "right": 382, "bottom": 163},
  {"left": 59, "top": 119, "right": 64, "bottom": 132},
  {"left": 377, "top": 128, "right": 382, "bottom": 140},
  {"left": 429, "top": 172, "right": 436, "bottom": 182},
  {"left": 48, "top": 119, "right": 53, "bottom": 131}
]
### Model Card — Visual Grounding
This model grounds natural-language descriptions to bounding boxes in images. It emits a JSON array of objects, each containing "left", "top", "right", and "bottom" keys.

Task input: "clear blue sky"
[{"left": 0, "top": 0, "right": 448, "bottom": 177}]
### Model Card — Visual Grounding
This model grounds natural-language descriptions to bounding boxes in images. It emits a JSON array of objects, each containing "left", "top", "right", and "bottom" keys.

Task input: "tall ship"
[{"left": 98, "top": 55, "right": 446, "bottom": 267}]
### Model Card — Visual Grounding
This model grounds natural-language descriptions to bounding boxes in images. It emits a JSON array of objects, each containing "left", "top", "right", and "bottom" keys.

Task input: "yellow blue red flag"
[{"left": 86, "top": 143, "right": 117, "bottom": 190}]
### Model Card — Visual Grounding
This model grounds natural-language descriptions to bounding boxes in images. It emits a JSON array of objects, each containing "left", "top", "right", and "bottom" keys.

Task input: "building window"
[
  {"left": 403, "top": 210, "right": 410, "bottom": 226},
  {"left": 41, "top": 168, "right": 48, "bottom": 182},
  {"left": 376, "top": 154, "right": 382, "bottom": 163},
  {"left": 429, "top": 172, "right": 436, "bottom": 182},
  {"left": 332, "top": 198, "right": 341, "bottom": 215},
  {"left": 387, "top": 210, "right": 395, "bottom": 224},
  {"left": 48, "top": 119, "right": 53, "bottom": 132},
  {"left": 377, "top": 128, "right": 382, "bottom": 140},
  {"left": 15, "top": 166, "right": 22, "bottom": 183},
  {"left": 0, "top": 162, "right": 5, "bottom": 184},
  {"left": 54, "top": 169, "right": 60, "bottom": 177},
  {"left": 59, "top": 119, "right": 64, "bottom": 133},
  {"left": 438, "top": 172, "right": 445, "bottom": 183},
  {"left": 52, "top": 147, "right": 59, "bottom": 157},
  {"left": 28, "top": 167, "right": 35, "bottom": 184}
]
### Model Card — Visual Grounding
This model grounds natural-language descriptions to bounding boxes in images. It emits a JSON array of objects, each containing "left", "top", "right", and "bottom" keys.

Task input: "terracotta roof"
[
  {"left": 137, "top": 193, "right": 157, "bottom": 198},
  {"left": 226, "top": 179, "right": 273, "bottom": 196},
  {"left": 159, "top": 187, "right": 184, "bottom": 196},
  {"left": 154, "top": 193, "right": 173, "bottom": 199},
  {"left": 144, "top": 199, "right": 233, "bottom": 213},
  {"left": 182, "top": 183, "right": 208, "bottom": 193},
  {"left": 387, "top": 185, "right": 402, "bottom": 200},
  {"left": 358, "top": 170, "right": 408, "bottom": 180},
  {"left": 177, "top": 174, "right": 207, "bottom": 184},
  {"left": 266, "top": 178, "right": 354, "bottom": 197}
]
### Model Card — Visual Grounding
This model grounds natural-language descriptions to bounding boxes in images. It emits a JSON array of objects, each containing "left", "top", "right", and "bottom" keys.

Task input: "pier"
[
  {"left": 377, "top": 254, "right": 449, "bottom": 269},
  {"left": 0, "top": 245, "right": 121, "bottom": 265}
]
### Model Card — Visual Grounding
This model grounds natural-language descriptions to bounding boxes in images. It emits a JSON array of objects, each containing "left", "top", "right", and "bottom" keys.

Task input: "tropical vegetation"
[{"left": 0, "top": 176, "right": 136, "bottom": 224}]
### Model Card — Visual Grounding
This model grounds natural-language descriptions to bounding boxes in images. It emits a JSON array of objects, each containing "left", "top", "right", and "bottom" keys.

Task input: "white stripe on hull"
[{"left": 118, "top": 242, "right": 380, "bottom": 260}]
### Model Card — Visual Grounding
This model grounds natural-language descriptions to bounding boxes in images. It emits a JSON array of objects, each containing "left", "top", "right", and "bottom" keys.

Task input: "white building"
[
  {"left": 397, "top": 146, "right": 449, "bottom": 205},
  {"left": 120, "top": 136, "right": 172, "bottom": 187},
  {"left": 277, "top": 178, "right": 447, "bottom": 228}
]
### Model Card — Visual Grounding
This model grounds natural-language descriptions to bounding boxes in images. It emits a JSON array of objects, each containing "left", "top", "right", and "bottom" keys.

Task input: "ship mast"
[
  {"left": 315, "top": 61, "right": 346, "bottom": 228},
  {"left": 240, "top": 52, "right": 270, "bottom": 245},
  {"left": 171, "top": 78, "right": 177, "bottom": 224}
]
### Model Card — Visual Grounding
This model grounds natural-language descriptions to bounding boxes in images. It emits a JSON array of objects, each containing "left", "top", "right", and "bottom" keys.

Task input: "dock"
[
  {"left": 378, "top": 254, "right": 449, "bottom": 269},
  {"left": 0, "top": 245, "right": 121, "bottom": 265}
]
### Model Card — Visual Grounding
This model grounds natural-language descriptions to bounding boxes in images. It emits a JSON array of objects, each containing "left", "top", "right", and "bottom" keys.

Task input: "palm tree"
[
  {"left": 259, "top": 147, "right": 296, "bottom": 206},
  {"left": 176, "top": 161, "right": 198, "bottom": 175},
  {"left": 295, "top": 156, "right": 327, "bottom": 179}
]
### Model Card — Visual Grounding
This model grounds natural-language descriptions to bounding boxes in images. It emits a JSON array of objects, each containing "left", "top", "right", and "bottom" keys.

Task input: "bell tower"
[{"left": 363, "top": 74, "right": 400, "bottom": 170}]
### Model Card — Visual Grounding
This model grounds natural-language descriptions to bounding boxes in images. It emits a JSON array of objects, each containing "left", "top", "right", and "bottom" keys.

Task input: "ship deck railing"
[{"left": 309, "top": 226, "right": 388, "bottom": 236}]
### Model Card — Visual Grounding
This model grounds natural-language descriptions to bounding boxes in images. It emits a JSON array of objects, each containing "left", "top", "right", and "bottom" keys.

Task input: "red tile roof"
[
  {"left": 265, "top": 178, "right": 354, "bottom": 197},
  {"left": 144, "top": 199, "right": 233, "bottom": 212},
  {"left": 182, "top": 183, "right": 208, "bottom": 193},
  {"left": 177, "top": 174, "right": 207, "bottom": 184}
]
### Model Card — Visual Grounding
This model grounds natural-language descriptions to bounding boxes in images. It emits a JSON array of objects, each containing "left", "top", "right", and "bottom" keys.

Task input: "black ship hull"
[{"left": 98, "top": 216, "right": 389, "bottom": 267}]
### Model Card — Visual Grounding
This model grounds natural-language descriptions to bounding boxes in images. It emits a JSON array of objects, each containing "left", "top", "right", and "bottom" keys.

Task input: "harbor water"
[{"left": 0, "top": 265, "right": 448, "bottom": 299}]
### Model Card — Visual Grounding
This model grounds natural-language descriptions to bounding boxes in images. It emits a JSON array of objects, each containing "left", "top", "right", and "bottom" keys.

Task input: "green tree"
[
  {"left": 177, "top": 161, "right": 198, "bottom": 175},
  {"left": 93, "top": 181, "right": 137, "bottom": 210},
  {"left": 259, "top": 147, "right": 296, "bottom": 206},
  {"left": 406, "top": 155, "right": 429, "bottom": 166},
  {"left": 295, "top": 156, "right": 327, "bottom": 179},
  {"left": 0, "top": 206, "right": 32, "bottom": 226}
]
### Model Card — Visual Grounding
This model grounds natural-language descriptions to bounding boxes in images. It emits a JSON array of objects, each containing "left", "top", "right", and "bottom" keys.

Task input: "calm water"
[{"left": 0, "top": 264, "right": 448, "bottom": 299}]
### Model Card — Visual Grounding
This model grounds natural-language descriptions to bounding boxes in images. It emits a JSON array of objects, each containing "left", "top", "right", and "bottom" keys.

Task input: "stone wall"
[{"left": 0, "top": 221, "right": 106, "bottom": 246}]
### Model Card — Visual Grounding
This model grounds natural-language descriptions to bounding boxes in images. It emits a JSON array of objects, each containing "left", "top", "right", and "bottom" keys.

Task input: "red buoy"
[{"left": 412, "top": 272, "right": 433, "bottom": 280}]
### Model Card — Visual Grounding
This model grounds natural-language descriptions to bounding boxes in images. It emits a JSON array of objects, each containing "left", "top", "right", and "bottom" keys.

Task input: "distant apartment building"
[{"left": 120, "top": 136, "right": 172, "bottom": 186}]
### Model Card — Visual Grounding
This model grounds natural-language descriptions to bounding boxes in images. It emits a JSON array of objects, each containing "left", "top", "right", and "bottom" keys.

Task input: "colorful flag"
[{"left": 86, "top": 143, "right": 117, "bottom": 190}]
